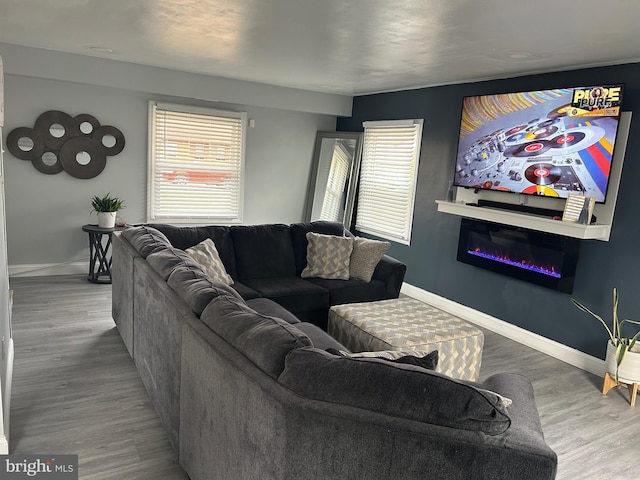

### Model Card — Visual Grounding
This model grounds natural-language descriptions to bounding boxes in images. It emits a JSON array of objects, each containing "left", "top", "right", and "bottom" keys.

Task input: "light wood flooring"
[{"left": 8, "top": 275, "right": 640, "bottom": 479}]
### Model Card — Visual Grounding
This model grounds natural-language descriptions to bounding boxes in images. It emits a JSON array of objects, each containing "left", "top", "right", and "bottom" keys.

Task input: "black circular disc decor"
[
  {"left": 530, "top": 125, "right": 558, "bottom": 139},
  {"left": 59, "top": 136, "right": 107, "bottom": 179},
  {"left": 524, "top": 163, "right": 562, "bottom": 185},
  {"left": 74, "top": 113, "right": 101, "bottom": 136},
  {"left": 504, "top": 140, "right": 551, "bottom": 158},
  {"left": 547, "top": 104, "right": 572, "bottom": 119},
  {"left": 32, "top": 150, "right": 64, "bottom": 175},
  {"left": 549, "top": 131, "right": 587, "bottom": 148},
  {"left": 6, "top": 127, "right": 45, "bottom": 160},
  {"left": 505, "top": 125, "right": 526, "bottom": 135},
  {"left": 34, "top": 110, "right": 78, "bottom": 150},
  {"left": 505, "top": 132, "right": 527, "bottom": 144},
  {"left": 93, "top": 125, "right": 125, "bottom": 156},
  {"left": 537, "top": 119, "right": 557, "bottom": 128}
]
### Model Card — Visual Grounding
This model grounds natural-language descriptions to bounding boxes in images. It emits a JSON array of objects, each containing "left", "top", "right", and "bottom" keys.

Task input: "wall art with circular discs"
[{"left": 6, "top": 111, "right": 125, "bottom": 179}]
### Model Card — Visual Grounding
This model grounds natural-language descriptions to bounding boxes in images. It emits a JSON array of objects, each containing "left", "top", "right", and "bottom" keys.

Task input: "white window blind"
[
  {"left": 319, "top": 143, "right": 350, "bottom": 221},
  {"left": 148, "top": 102, "right": 246, "bottom": 223},
  {"left": 356, "top": 119, "right": 423, "bottom": 244}
]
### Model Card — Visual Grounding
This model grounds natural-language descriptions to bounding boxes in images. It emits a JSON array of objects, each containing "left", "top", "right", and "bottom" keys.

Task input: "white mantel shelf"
[{"left": 435, "top": 200, "right": 611, "bottom": 241}]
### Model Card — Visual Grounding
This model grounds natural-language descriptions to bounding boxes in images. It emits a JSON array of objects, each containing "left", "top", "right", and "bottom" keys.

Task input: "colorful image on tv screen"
[{"left": 454, "top": 85, "right": 623, "bottom": 203}]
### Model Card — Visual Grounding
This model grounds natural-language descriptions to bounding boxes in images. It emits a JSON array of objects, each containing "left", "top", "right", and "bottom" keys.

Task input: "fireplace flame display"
[
  {"left": 468, "top": 247, "right": 561, "bottom": 278},
  {"left": 457, "top": 219, "right": 579, "bottom": 293}
]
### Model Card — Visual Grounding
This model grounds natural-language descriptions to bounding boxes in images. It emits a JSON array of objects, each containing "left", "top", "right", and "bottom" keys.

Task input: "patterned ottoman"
[{"left": 328, "top": 297, "right": 484, "bottom": 381}]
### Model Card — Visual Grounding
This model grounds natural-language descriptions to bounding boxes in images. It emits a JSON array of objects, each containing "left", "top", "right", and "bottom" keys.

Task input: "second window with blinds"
[
  {"left": 355, "top": 119, "right": 423, "bottom": 245},
  {"left": 147, "top": 102, "right": 247, "bottom": 224}
]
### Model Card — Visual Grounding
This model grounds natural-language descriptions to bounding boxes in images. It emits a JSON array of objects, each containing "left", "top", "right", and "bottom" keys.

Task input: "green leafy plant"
[
  {"left": 572, "top": 288, "right": 640, "bottom": 381},
  {"left": 90, "top": 193, "right": 125, "bottom": 213}
]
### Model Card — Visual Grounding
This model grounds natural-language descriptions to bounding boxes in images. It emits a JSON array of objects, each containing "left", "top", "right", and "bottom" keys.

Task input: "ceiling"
[{"left": 2, "top": 0, "right": 640, "bottom": 96}]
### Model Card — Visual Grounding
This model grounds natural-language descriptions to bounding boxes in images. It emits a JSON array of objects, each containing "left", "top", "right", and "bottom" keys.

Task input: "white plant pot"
[
  {"left": 97, "top": 211, "right": 117, "bottom": 229},
  {"left": 605, "top": 340, "right": 640, "bottom": 384}
]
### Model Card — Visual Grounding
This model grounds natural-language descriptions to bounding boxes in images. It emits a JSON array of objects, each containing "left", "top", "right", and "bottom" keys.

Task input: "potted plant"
[
  {"left": 572, "top": 288, "right": 640, "bottom": 385},
  {"left": 91, "top": 193, "right": 124, "bottom": 228}
]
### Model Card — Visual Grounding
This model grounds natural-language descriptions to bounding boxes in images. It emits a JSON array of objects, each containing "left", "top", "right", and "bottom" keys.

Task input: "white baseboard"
[
  {"left": 401, "top": 283, "right": 605, "bottom": 377},
  {"left": 9, "top": 262, "right": 88, "bottom": 278}
]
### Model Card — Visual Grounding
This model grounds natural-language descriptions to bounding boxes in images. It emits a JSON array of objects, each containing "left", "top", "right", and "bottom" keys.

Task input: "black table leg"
[{"left": 86, "top": 230, "right": 114, "bottom": 284}]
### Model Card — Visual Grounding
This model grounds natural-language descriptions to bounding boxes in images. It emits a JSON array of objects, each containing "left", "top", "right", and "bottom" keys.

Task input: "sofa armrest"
[
  {"left": 112, "top": 232, "right": 140, "bottom": 358},
  {"left": 371, "top": 254, "right": 407, "bottom": 298},
  {"left": 478, "top": 373, "right": 558, "bottom": 478}
]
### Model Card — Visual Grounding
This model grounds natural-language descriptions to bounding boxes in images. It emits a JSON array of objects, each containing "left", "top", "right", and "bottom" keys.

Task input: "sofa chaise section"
[{"left": 179, "top": 302, "right": 557, "bottom": 480}]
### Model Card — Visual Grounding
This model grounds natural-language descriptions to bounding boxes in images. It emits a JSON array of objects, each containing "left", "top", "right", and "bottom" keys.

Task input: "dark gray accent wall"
[{"left": 338, "top": 63, "right": 640, "bottom": 359}]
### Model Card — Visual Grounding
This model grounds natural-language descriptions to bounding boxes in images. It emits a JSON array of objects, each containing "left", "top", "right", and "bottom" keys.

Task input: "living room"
[{"left": 1, "top": 1, "right": 640, "bottom": 479}]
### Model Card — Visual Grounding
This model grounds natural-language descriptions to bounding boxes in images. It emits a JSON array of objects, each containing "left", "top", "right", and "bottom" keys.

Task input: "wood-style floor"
[
  {"left": 7, "top": 275, "right": 640, "bottom": 479},
  {"left": 8, "top": 275, "right": 187, "bottom": 480}
]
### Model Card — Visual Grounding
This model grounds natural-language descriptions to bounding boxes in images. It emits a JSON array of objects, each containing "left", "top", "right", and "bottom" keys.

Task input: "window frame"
[
  {"left": 355, "top": 118, "right": 423, "bottom": 245},
  {"left": 147, "top": 101, "right": 247, "bottom": 224}
]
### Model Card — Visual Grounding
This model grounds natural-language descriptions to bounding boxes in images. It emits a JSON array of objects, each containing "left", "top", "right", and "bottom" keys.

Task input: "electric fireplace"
[{"left": 457, "top": 219, "right": 580, "bottom": 293}]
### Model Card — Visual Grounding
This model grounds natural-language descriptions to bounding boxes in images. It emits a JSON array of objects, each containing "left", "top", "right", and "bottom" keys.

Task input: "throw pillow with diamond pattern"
[
  {"left": 301, "top": 232, "right": 353, "bottom": 280},
  {"left": 185, "top": 238, "right": 234, "bottom": 285}
]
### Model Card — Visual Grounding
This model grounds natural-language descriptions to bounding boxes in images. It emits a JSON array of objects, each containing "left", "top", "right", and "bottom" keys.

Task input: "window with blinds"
[
  {"left": 355, "top": 119, "right": 423, "bottom": 244},
  {"left": 147, "top": 102, "right": 246, "bottom": 223}
]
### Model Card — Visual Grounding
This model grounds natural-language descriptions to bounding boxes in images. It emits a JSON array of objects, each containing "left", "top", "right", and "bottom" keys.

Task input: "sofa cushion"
[
  {"left": 167, "top": 265, "right": 243, "bottom": 316},
  {"left": 349, "top": 237, "right": 390, "bottom": 282},
  {"left": 230, "top": 281, "right": 261, "bottom": 300},
  {"left": 150, "top": 224, "right": 238, "bottom": 279},
  {"left": 295, "top": 323, "right": 350, "bottom": 351},
  {"left": 279, "top": 347, "right": 511, "bottom": 435},
  {"left": 146, "top": 246, "right": 204, "bottom": 281},
  {"left": 200, "top": 295, "right": 312, "bottom": 378},
  {"left": 241, "top": 277, "right": 330, "bottom": 315},
  {"left": 246, "top": 298, "right": 301, "bottom": 324},
  {"left": 290, "top": 221, "right": 346, "bottom": 274},
  {"left": 231, "top": 224, "right": 297, "bottom": 280},
  {"left": 306, "top": 277, "right": 388, "bottom": 306},
  {"left": 301, "top": 232, "right": 353, "bottom": 280},
  {"left": 185, "top": 239, "right": 234, "bottom": 285},
  {"left": 122, "top": 226, "right": 171, "bottom": 258}
]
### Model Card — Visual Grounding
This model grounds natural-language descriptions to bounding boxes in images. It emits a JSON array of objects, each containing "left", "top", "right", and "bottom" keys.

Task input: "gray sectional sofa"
[{"left": 111, "top": 221, "right": 558, "bottom": 480}]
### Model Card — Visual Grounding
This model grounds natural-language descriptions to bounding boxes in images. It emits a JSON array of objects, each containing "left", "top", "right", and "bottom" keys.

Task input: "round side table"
[{"left": 82, "top": 224, "right": 124, "bottom": 284}]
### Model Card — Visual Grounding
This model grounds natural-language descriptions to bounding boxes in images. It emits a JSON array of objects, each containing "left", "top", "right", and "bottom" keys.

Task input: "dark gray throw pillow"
[{"left": 392, "top": 351, "right": 439, "bottom": 370}]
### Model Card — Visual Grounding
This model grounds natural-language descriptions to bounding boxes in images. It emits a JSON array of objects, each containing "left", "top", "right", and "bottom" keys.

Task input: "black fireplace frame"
[{"left": 457, "top": 218, "right": 580, "bottom": 293}]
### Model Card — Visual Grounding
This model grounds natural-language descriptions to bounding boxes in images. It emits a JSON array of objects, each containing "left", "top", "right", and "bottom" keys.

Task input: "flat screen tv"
[{"left": 453, "top": 84, "right": 624, "bottom": 203}]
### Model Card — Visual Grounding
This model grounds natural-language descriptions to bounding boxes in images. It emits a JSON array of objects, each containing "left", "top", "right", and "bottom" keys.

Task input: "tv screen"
[{"left": 453, "top": 84, "right": 624, "bottom": 203}]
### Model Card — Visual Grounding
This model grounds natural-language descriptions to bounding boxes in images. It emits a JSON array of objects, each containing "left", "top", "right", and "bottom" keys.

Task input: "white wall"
[
  {"left": 0, "top": 45, "right": 346, "bottom": 275},
  {"left": 0, "top": 56, "right": 12, "bottom": 453}
]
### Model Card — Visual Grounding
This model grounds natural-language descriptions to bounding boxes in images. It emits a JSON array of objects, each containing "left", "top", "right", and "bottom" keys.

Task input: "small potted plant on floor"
[
  {"left": 572, "top": 288, "right": 640, "bottom": 404},
  {"left": 91, "top": 193, "right": 124, "bottom": 229}
]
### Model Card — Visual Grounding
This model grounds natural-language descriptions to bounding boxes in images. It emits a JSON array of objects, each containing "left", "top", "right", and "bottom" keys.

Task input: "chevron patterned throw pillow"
[
  {"left": 185, "top": 238, "right": 234, "bottom": 285},
  {"left": 301, "top": 232, "right": 353, "bottom": 280}
]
